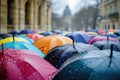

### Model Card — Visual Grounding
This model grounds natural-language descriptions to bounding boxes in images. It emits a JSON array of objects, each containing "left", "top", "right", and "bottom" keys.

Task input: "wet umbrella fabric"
[
  {"left": 45, "top": 43, "right": 99, "bottom": 69},
  {"left": 66, "top": 32, "right": 92, "bottom": 43},
  {"left": 93, "top": 41, "right": 120, "bottom": 51},
  {"left": 0, "top": 42, "right": 44, "bottom": 58},
  {"left": 52, "top": 50, "right": 120, "bottom": 80},
  {"left": 34, "top": 35, "right": 73, "bottom": 55},
  {"left": 0, "top": 49, "right": 57, "bottom": 80}
]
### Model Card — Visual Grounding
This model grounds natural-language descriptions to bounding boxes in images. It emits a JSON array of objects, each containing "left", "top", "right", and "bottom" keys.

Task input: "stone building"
[
  {"left": 62, "top": 5, "right": 72, "bottom": 31},
  {"left": 0, "top": 0, "right": 52, "bottom": 33},
  {"left": 99, "top": 0, "right": 120, "bottom": 30}
]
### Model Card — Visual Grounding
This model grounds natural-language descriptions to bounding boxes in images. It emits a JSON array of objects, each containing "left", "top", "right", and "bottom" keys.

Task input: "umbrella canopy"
[
  {"left": 87, "top": 32, "right": 98, "bottom": 37},
  {"left": 52, "top": 49, "right": 120, "bottom": 80},
  {"left": 101, "top": 33, "right": 117, "bottom": 38},
  {"left": 51, "top": 30, "right": 63, "bottom": 34},
  {"left": 98, "top": 30, "right": 105, "bottom": 35},
  {"left": 0, "top": 37, "right": 29, "bottom": 44},
  {"left": 0, "top": 48, "right": 57, "bottom": 80},
  {"left": 66, "top": 32, "right": 92, "bottom": 43},
  {"left": 0, "top": 42, "right": 44, "bottom": 58},
  {"left": 9, "top": 30, "right": 19, "bottom": 35},
  {"left": 93, "top": 41, "right": 120, "bottom": 52},
  {"left": 88, "top": 36, "right": 118, "bottom": 44},
  {"left": 40, "top": 31, "right": 53, "bottom": 36},
  {"left": 26, "top": 33, "right": 44, "bottom": 41},
  {"left": 0, "top": 33, "right": 9, "bottom": 39},
  {"left": 17, "top": 36, "right": 34, "bottom": 43},
  {"left": 34, "top": 35, "right": 73, "bottom": 55},
  {"left": 45, "top": 43, "right": 99, "bottom": 69},
  {"left": 114, "top": 31, "right": 120, "bottom": 36},
  {"left": 20, "top": 29, "right": 33, "bottom": 34}
]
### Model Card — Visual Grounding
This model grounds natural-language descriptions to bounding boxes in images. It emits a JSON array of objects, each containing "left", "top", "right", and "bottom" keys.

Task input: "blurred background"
[{"left": 0, "top": 0, "right": 120, "bottom": 33}]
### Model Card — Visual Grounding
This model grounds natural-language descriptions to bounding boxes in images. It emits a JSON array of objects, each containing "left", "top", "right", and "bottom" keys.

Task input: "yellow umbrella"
[{"left": 0, "top": 37, "right": 29, "bottom": 44}]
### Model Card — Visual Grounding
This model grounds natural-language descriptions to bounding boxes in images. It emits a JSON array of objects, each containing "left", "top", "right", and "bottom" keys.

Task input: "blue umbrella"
[
  {"left": 101, "top": 33, "right": 117, "bottom": 38},
  {"left": 52, "top": 48, "right": 120, "bottom": 80},
  {"left": 0, "top": 42, "right": 44, "bottom": 58},
  {"left": 40, "top": 32, "right": 53, "bottom": 36},
  {"left": 45, "top": 43, "right": 99, "bottom": 69},
  {"left": 93, "top": 41, "right": 120, "bottom": 52},
  {"left": 66, "top": 32, "right": 92, "bottom": 43},
  {"left": 0, "top": 33, "right": 9, "bottom": 39},
  {"left": 20, "top": 29, "right": 33, "bottom": 34}
]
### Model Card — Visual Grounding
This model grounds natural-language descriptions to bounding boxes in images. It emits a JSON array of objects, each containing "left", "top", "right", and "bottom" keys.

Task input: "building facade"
[
  {"left": 99, "top": 0, "right": 120, "bottom": 30},
  {"left": 0, "top": 0, "right": 52, "bottom": 33}
]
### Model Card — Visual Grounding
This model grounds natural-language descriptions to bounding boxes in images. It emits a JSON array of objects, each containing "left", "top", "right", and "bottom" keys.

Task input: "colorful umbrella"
[
  {"left": 0, "top": 48, "right": 57, "bottom": 80},
  {"left": 17, "top": 36, "right": 34, "bottom": 43},
  {"left": 52, "top": 48, "right": 120, "bottom": 80},
  {"left": 45, "top": 43, "right": 99, "bottom": 69},
  {"left": 66, "top": 32, "right": 92, "bottom": 43},
  {"left": 0, "top": 37, "right": 29, "bottom": 44},
  {"left": 26, "top": 33, "right": 44, "bottom": 41},
  {"left": 88, "top": 36, "right": 118, "bottom": 44},
  {"left": 34, "top": 35, "right": 73, "bottom": 55},
  {"left": 0, "top": 42, "right": 44, "bottom": 58}
]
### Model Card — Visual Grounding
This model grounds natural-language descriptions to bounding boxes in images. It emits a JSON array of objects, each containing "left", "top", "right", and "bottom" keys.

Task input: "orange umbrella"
[
  {"left": 26, "top": 33, "right": 44, "bottom": 41},
  {"left": 33, "top": 35, "right": 73, "bottom": 55}
]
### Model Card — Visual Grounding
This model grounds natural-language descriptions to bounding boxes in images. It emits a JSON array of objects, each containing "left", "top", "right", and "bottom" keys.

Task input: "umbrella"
[
  {"left": 0, "top": 48, "right": 57, "bottom": 80},
  {"left": 52, "top": 47, "right": 120, "bottom": 80},
  {"left": 26, "top": 33, "right": 44, "bottom": 41},
  {"left": 34, "top": 35, "right": 73, "bottom": 55},
  {"left": 51, "top": 30, "right": 63, "bottom": 34},
  {"left": 45, "top": 43, "right": 99, "bottom": 69},
  {"left": 98, "top": 30, "right": 105, "bottom": 35},
  {"left": 9, "top": 30, "right": 19, "bottom": 36},
  {"left": 114, "top": 31, "right": 120, "bottom": 36},
  {"left": 0, "top": 33, "right": 9, "bottom": 39},
  {"left": 0, "top": 42, "right": 44, "bottom": 58},
  {"left": 40, "top": 31, "right": 53, "bottom": 36},
  {"left": 87, "top": 36, "right": 118, "bottom": 44},
  {"left": 92, "top": 41, "right": 120, "bottom": 51},
  {"left": 101, "top": 33, "right": 117, "bottom": 38},
  {"left": 0, "top": 37, "right": 29, "bottom": 44},
  {"left": 17, "top": 36, "right": 34, "bottom": 43},
  {"left": 66, "top": 32, "right": 92, "bottom": 43},
  {"left": 87, "top": 32, "right": 98, "bottom": 37},
  {"left": 20, "top": 29, "right": 33, "bottom": 34}
]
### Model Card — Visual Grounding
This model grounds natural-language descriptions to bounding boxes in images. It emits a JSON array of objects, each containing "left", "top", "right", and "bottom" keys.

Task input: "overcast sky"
[{"left": 52, "top": 0, "right": 97, "bottom": 16}]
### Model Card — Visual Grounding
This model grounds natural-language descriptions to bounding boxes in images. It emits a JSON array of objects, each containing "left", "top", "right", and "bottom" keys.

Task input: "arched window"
[
  {"left": 7, "top": 0, "right": 14, "bottom": 25},
  {"left": 25, "top": 1, "right": 30, "bottom": 25}
]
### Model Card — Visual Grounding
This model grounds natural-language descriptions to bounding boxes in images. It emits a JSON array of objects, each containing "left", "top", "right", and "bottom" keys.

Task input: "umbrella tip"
[
  {"left": 110, "top": 44, "right": 113, "bottom": 58},
  {"left": 1, "top": 43, "right": 4, "bottom": 55}
]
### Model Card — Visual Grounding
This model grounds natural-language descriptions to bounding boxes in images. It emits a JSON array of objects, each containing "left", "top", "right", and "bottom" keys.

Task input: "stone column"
[{"left": 0, "top": 0, "right": 7, "bottom": 33}]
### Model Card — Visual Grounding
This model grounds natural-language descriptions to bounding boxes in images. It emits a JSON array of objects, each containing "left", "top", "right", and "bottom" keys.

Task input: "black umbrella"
[
  {"left": 93, "top": 41, "right": 120, "bottom": 51},
  {"left": 52, "top": 45, "right": 120, "bottom": 80},
  {"left": 44, "top": 43, "right": 99, "bottom": 69}
]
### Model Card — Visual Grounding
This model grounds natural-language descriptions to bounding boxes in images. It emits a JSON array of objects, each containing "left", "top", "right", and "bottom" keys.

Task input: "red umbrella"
[
  {"left": 26, "top": 33, "right": 44, "bottom": 41},
  {"left": 0, "top": 46, "right": 57, "bottom": 80}
]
